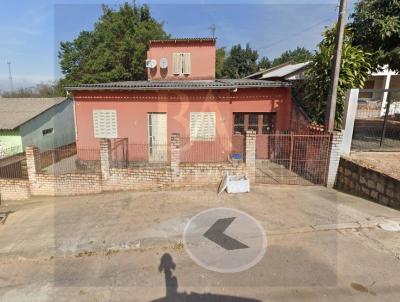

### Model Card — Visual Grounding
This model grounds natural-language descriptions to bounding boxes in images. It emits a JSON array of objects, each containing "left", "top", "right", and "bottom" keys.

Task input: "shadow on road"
[{"left": 151, "top": 253, "right": 261, "bottom": 302}]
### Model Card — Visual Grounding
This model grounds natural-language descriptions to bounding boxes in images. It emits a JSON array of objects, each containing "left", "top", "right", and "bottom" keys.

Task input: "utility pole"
[
  {"left": 325, "top": 0, "right": 347, "bottom": 133},
  {"left": 7, "top": 62, "right": 14, "bottom": 92},
  {"left": 208, "top": 24, "right": 216, "bottom": 38}
]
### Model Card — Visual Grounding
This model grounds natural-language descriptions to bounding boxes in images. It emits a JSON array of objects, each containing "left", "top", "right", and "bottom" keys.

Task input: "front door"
[{"left": 148, "top": 113, "right": 167, "bottom": 162}]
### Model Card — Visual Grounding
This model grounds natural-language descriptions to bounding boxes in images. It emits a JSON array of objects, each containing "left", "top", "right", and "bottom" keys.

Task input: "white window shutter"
[
  {"left": 190, "top": 112, "right": 216, "bottom": 141},
  {"left": 173, "top": 53, "right": 181, "bottom": 74},
  {"left": 93, "top": 110, "right": 118, "bottom": 138},
  {"left": 183, "top": 53, "right": 191, "bottom": 74}
]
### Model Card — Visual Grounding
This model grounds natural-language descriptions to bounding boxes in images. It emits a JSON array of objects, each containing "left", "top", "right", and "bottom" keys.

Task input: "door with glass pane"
[{"left": 148, "top": 113, "right": 167, "bottom": 162}]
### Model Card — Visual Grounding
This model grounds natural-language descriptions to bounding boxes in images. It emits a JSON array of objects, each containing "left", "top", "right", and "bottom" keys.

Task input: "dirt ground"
[
  {"left": 349, "top": 152, "right": 400, "bottom": 180},
  {"left": 0, "top": 186, "right": 400, "bottom": 301}
]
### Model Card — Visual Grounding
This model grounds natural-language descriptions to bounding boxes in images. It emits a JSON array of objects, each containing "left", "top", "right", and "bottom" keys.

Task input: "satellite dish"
[
  {"left": 160, "top": 58, "right": 168, "bottom": 69},
  {"left": 150, "top": 59, "right": 157, "bottom": 68}
]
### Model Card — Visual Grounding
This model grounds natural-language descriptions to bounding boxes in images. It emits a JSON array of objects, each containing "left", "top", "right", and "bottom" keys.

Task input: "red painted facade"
[
  {"left": 71, "top": 39, "right": 294, "bottom": 162},
  {"left": 147, "top": 39, "right": 216, "bottom": 80},
  {"left": 74, "top": 88, "right": 292, "bottom": 147}
]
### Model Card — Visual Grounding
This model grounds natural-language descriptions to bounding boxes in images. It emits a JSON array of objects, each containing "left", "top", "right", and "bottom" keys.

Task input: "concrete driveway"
[{"left": 0, "top": 185, "right": 400, "bottom": 301}]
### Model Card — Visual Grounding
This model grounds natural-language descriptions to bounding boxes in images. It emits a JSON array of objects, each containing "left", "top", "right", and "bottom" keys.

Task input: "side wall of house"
[
  {"left": 0, "top": 129, "right": 23, "bottom": 150},
  {"left": 73, "top": 88, "right": 292, "bottom": 151},
  {"left": 19, "top": 99, "right": 76, "bottom": 151}
]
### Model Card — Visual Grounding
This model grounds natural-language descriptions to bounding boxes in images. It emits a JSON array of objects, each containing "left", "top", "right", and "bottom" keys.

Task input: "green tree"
[
  {"left": 257, "top": 56, "right": 272, "bottom": 70},
  {"left": 58, "top": 3, "right": 168, "bottom": 85},
  {"left": 1, "top": 83, "right": 62, "bottom": 98},
  {"left": 272, "top": 47, "right": 313, "bottom": 66},
  {"left": 221, "top": 43, "right": 259, "bottom": 78},
  {"left": 351, "top": 0, "right": 400, "bottom": 72},
  {"left": 303, "top": 25, "right": 371, "bottom": 127},
  {"left": 215, "top": 47, "right": 226, "bottom": 78}
]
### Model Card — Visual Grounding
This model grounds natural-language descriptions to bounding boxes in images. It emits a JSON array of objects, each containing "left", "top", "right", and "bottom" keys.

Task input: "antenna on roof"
[
  {"left": 208, "top": 24, "right": 216, "bottom": 38},
  {"left": 7, "top": 62, "right": 14, "bottom": 92}
]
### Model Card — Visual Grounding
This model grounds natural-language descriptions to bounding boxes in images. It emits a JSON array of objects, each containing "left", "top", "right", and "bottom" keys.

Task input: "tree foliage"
[
  {"left": 1, "top": 83, "right": 62, "bottom": 98},
  {"left": 257, "top": 56, "right": 272, "bottom": 70},
  {"left": 215, "top": 47, "right": 226, "bottom": 78},
  {"left": 215, "top": 45, "right": 312, "bottom": 78},
  {"left": 58, "top": 3, "right": 168, "bottom": 85},
  {"left": 272, "top": 47, "right": 313, "bottom": 67},
  {"left": 221, "top": 43, "right": 259, "bottom": 78},
  {"left": 303, "top": 25, "right": 371, "bottom": 128},
  {"left": 351, "top": 0, "right": 400, "bottom": 72}
]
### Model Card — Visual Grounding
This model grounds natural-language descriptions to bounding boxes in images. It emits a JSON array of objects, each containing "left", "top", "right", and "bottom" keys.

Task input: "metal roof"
[
  {"left": 65, "top": 79, "right": 291, "bottom": 91},
  {"left": 245, "top": 62, "right": 309, "bottom": 80},
  {"left": 0, "top": 97, "right": 67, "bottom": 130},
  {"left": 149, "top": 37, "right": 216, "bottom": 43},
  {"left": 260, "top": 62, "right": 309, "bottom": 80}
]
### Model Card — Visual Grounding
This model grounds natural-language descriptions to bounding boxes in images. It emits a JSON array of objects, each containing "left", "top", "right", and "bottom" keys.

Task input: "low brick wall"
[
  {"left": 103, "top": 167, "right": 172, "bottom": 191},
  {"left": 0, "top": 178, "right": 30, "bottom": 201},
  {"left": 335, "top": 157, "right": 400, "bottom": 209},
  {"left": 30, "top": 173, "right": 102, "bottom": 196},
  {"left": 177, "top": 163, "right": 246, "bottom": 187}
]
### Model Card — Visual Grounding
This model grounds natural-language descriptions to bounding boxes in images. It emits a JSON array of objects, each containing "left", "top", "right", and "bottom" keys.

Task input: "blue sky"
[{"left": 0, "top": 0, "right": 357, "bottom": 91}]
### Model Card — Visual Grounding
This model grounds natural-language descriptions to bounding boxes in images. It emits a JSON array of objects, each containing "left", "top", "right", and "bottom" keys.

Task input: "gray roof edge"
[{"left": 65, "top": 80, "right": 291, "bottom": 91}]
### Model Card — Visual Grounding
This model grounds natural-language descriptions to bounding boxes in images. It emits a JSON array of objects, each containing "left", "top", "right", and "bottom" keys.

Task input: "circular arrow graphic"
[
  {"left": 183, "top": 207, "right": 267, "bottom": 273},
  {"left": 203, "top": 217, "right": 249, "bottom": 250}
]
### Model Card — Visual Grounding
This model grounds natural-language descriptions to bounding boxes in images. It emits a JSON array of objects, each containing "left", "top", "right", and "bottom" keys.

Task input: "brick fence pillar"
[
  {"left": 245, "top": 130, "right": 256, "bottom": 182},
  {"left": 171, "top": 133, "right": 181, "bottom": 179},
  {"left": 100, "top": 139, "right": 111, "bottom": 180},
  {"left": 25, "top": 146, "right": 40, "bottom": 182},
  {"left": 327, "top": 130, "right": 343, "bottom": 187}
]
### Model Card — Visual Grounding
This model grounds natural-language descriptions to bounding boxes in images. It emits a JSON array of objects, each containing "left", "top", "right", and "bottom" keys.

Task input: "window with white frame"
[
  {"left": 92, "top": 109, "right": 118, "bottom": 138},
  {"left": 190, "top": 112, "right": 216, "bottom": 141},
  {"left": 173, "top": 53, "right": 191, "bottom": 75}
]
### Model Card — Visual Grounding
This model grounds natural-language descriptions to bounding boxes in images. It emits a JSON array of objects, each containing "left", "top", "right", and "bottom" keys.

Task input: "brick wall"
[
  {"left": 176, "top": 162, "right": 246, "bottom": 188},
  {"left": 0, "top": 134, "right": 254, "bottom": 200},
  {"left": 335, "top": 157, "right": 400, "bottom": 209},
  {"left": 245, "top": 130, "right": 256, "bottom": 182},
  {"left": 103, "top": 167, "right": 172, "bottom": 191},
  {"left": 0, "top": 179, "right": 30, "bottom": 201},
  {"left": 30, "top": 173, "right": 102, "bottom": 196}
]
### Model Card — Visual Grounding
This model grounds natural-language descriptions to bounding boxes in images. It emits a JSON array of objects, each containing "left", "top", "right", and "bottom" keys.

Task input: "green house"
[{"left": 0, "top": 97, "right": 76, "bottom": 157}]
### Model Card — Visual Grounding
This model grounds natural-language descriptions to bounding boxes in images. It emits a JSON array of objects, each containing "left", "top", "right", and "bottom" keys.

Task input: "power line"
[{"left": 255, "top": 16, "right": 336, "bottom": 52}]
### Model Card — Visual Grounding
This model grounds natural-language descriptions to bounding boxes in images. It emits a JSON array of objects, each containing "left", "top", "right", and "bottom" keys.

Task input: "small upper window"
[
  {"left": 173, "top": 53, "right": 191, "bottom": 75},
  {"left": 42, "top": 128, "right": 54, "bottom": 136}
]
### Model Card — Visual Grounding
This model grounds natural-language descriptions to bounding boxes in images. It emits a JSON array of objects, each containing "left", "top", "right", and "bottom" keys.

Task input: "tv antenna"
[
  {"left": 7, "top": 62, "right": 14, "bottom": 92},
  {"left": 208, "top": 24, "right": 216, "bottom": 38}
]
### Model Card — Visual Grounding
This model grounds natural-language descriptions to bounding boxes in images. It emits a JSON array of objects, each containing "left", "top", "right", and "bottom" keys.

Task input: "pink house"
[{"left": 66, "top": 38, "right": 293, "bottom": 163}]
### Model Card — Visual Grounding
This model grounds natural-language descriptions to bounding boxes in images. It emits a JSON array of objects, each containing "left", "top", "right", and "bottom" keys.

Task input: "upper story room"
[{"left": 146, "top": 38, "right": 216, "bottom": 81}]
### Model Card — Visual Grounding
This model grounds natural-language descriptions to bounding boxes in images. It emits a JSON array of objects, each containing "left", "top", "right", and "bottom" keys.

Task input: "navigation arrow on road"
[{"left": 203, "top": 217, "right": 249, "bottom": 250}]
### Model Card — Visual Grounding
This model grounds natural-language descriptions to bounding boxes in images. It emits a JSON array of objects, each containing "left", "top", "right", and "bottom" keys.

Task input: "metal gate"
[
  {"left": 352, "top": 88, "right": 400, "bottom": 151},
  {"left": 255, "top": 133, "right": 331, "bottom": 185}
]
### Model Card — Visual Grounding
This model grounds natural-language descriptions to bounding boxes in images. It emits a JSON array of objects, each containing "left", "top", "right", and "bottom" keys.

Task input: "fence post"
[
  {"left": 327, "top": 131, "right": 343, "bottom": 188},
  {"left": 289, "top": 132, "right": 294, "bottom": 171},
  {"left": 25, "top": 146, "right": 40, "bottom": 182},
  {"left": 341, "top": 88, "right": 359, "bottom": 155},
  {"left": 171, "top": 133, "right": 181, "bottom": 180},
  {"left": 100, "top": 139, "right": 111, "bottom": 180},
  {"left": 245, "top": 130, "right": 256, "bottom": 182}
]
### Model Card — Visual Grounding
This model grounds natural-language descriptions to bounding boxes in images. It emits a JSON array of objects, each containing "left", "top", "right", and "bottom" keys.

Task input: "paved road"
[{"left": 0, "top": 186, "right": 400, "bottom": 301}]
